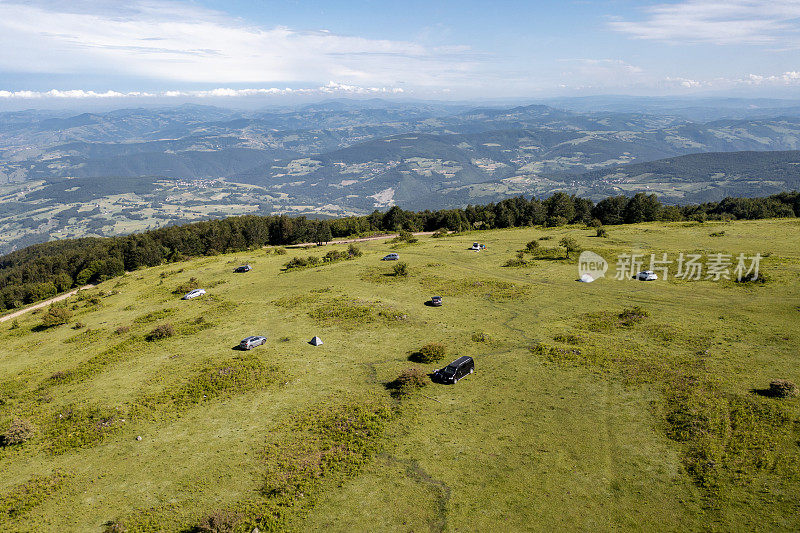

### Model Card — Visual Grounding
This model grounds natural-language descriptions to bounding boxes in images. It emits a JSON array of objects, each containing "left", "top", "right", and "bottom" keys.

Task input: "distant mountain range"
[{"left": 1, "top": 99, "right": 800, "bottom": 253}]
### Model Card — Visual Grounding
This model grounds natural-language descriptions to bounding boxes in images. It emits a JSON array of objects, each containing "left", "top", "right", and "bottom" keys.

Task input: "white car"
[
  {"left": 382, "top": 253, "right": 399, "bottom": 261},
  {"left": 182, "top": 288, "right": 206, "bottom": 299},
  {"left": 470, "top": 242, "right": 481, "bottom": 251},
  {"left": 634, "top": 270, "right": 658, "bottom": 281}
]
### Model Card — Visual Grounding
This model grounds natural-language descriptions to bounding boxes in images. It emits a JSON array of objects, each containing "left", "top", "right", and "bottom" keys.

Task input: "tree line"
[{"left": 1, "top": 191, "right": 798, "bottom": 311}]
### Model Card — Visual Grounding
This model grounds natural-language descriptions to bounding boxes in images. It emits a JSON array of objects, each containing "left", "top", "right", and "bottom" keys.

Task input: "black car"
[
  {"left": 430, "top": 296, "right": 443, "bottom": 307},
  {"left": 434, "top": 356, "right": 474, "bottom": 384},
  {"left": 234, "top": 265, "right": 252, "bottom": 273}
]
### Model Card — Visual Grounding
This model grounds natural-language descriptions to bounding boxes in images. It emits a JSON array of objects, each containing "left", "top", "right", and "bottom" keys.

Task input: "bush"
[
  {"left": 392, "top": 230, "right": 418, "bottom": 244},
  {"left": 273, "top": 247, "right": 287, "bottom": 255},
  {"left": 145, "top": 323, "right": 175, "bottom": 341},
  {"left": 392, "top": 262, "right": 409, "bottom": 277},
  {"left": 9, "top": 319, "right": 19, "bottom": 330},
  {"left": 503, "top": 257, "right": 528, "bottom": 267},
  {"left": 559, "top": 236, "right": 580, "bottom": 259},
  {"left": 284, "top": 256, "right": 322, "bottom": 270},
  {"left": 595, "top": 228, "right": 608, "bottom": 238},
  {"left": 432, "top": 228, "right": 448, "bottom": 238},
  {"left": 471, "top": 332, "right": 489, "bottom": 343},
  {"left": 172, "top": 277, "right": 199, "bottom": 294},
  {"left": 525, "top": 240, "right": 540, "bottom": 252},
  {"left": 413, "top": 343, "right": 447, "bottom": 363},
  {"left": 2, "top": 418, "right": 35, "bottom": 446},
  {"left": 114, "top": 325, "right": 131, "bottom": 335},
  {"left": 347, "top": 243, "right": 363, "bottom": 257},
  {"left": 72, "top": 322, "right": 86, "bottom": 330},
  {"left": 195, "top": 509, "right": 243, "bottom": 533},
  {"left": 618, "top": 306, "right": 649, "bottom": 326},
  {"left": 391, "top": 368, "right": 428, "bottom": 396},
  {"left": 323, "top": 250, "right": 347, "bottom": 262},
  {"left": 769, "top": 379, "right": 798, "bottom": 398},
  {"left": 40, "top": 305, "right": 72, "bottom": 328}
]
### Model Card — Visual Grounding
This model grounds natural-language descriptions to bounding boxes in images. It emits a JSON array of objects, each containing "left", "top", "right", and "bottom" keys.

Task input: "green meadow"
[{"left": 1, "top": 219, "right": 799, "bottom": 531}]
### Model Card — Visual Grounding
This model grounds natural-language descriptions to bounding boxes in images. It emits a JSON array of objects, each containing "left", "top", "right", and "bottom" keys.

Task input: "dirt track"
[
  {"left": 0, "top": 231, "right": 441, "bottom": 323},
  {"left": 289, "top": 231, "right": 438, "bottom": 248},
  {"left": 0, "top": 285, "right": 93, "bottom": 323}
]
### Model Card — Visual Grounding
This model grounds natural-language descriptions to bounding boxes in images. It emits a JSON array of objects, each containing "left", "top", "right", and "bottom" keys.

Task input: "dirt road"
[
  {"left": 289, "top": 231, "right": 439, "bottom": 248},
  {"left": 0, "top": 285, "right": 93, "bottom": 324}
]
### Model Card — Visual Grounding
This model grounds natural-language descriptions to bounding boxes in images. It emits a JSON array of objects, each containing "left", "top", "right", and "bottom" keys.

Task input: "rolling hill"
[{"left": 1, "top": 219, "right": 798, "bottom": 530}]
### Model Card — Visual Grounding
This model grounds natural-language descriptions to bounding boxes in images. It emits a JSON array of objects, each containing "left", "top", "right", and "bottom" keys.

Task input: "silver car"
[
  {"left": 239, "top": 335, "right": 267, "bottom": 350},
  {"left": 182, "top": 288, "right": 206, "bottom": 300}
]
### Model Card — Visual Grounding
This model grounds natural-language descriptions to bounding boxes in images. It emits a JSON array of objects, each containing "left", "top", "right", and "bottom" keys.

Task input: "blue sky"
[{"left": 1, "top": 0, "right": 799, "bottom": 102}]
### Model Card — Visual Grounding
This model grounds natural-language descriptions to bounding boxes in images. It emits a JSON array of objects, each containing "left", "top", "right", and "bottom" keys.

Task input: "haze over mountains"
[{"left": 1, "top": 97, "right": 800, "bottom": 254}]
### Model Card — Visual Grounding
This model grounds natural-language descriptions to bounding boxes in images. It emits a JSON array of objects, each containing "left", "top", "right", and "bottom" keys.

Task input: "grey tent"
[{"left": 309, "top": 336, "right": 323, "bottom": 346}]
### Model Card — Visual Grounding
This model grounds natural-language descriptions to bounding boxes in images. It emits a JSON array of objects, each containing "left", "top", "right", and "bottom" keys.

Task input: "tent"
[
  {"left": 578, "top": 273, "right": 595, "bottom": 283},
  {"left": 309, "top": 336, "right": 323, "bottom": 346}
]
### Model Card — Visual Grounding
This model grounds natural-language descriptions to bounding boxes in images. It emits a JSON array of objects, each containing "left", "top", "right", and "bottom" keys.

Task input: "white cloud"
[
  {"left": 0, "top": 83, "right": 404, "bottom": 99},
  {"left": 610, "top": 0, "right": 800, "bottom": 46},
  {"left": 0, "top": 0, "right": 478, "bottom": 87}
]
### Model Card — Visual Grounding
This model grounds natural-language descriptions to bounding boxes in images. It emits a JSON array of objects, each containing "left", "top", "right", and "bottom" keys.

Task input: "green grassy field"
[{"left": 1, "top": 219, "right": 799, "bottom": 531}]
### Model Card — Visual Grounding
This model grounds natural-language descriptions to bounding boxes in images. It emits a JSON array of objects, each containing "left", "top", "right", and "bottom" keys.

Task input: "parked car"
[
  {"left": 382, "top": 253, "right": 399, "bottom": 261},
  {"left": 434, "top": 356, "right": 474, "bottom": 384},
  {"left": 182, "top": 288, "right": 206, "bottom": 300},
  {"left": 634, "top": 270, "right": 658, "bottom": 281},
  {"left": 430, "top": 296, "right": 443, "bottom": 307},
  {"left": 239, "top": 335, "right": 267, "bottom": 350},
  {"left": 234, "top": 265, "right": 252, "bottom": 273},
  {"left": 470, "top": 242, "right": 481, "bottom": 250}
]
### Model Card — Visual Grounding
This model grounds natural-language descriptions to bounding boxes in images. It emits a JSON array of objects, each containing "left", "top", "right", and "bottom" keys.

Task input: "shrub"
[
  {"left": 735, "top": 271, "right": 769, "bottom": 284},
  {"left": 525, "top": 240, "right": 540, "bottom": 252},
  {"left": 72, "top": 322, "right": 85, "bottom": 330},
  {"left": 596, "top": 228, "right": 608, "bottom": 238},
  {"left": 347, "top": 243, "right": 363, "bottom": 257},
  {"left": 559, "top": 236, "right": 581, "bottom": 259},
  {"left": 710, "top": 230, "right": 725, "bottom": 237},
  {"left": 392, "top": 262, "right": 409, "bottom": 277},
  {"left": 172, "top": 277, "right": 199, "bottom": 294},
  {"left": 769, "top": 379, "right": 798, "bottom": 398},
  {"left": 195, "top": 510, "right": 243, "bottom": 533},
  {"left": 40, "top": 305, "right": 72, "bottom": 328},
  {"left": 618, "top": 306, "right": 649, "bottom": 326},
  {"left": 114, "top": 325, "right": 131, "bottom": 335},
  {"left": 323, "top": 250, "right": 347, "bottom": 262},
  {"left": 391, "top": 368, "right": 428, "bottom": 396},
  {"left": 471, "top": 332, "right": 489, "bottom": 343},
  {"left": 392, "top": 230, "right": 418, "bottom": 244},
  {"left": 432, "top": 228, "right": 448, "bottom": 238},
  {"left": 145, "top": 323, "right": 175, "bottom": 341},
  {"left": 284, "top": 256, "right": 321, "bottom": 270},
  {"left": 503, "top": 257, "right": 528, "bottom": 267},
  {"left": 413, "top": 343, "right": 447, "bottom": 363},
  {"left": 2, "top": 418, "right": 35, "bottom": 446},
  {"left": 9, "top": 319, "right": 19, "bottom": 330},
  {"left": 273, "top": 247, "right": 287, "bottom": 255}
]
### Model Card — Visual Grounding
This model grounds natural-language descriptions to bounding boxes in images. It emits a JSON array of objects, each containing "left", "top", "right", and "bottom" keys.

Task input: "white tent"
[
  {"left": 579, "top": 273, "right": 595, "bottom": 283},
  {"left": 310, "top": 336, "right": 323, "bottom": 346}
]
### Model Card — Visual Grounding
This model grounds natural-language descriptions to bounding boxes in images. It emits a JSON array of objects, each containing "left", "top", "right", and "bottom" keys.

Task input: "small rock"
[{"left": 136, "top": 435, "right": 142, "bottom": 441}]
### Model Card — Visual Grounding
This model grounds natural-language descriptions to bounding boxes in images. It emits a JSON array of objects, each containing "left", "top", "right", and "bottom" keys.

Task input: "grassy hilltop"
[{"left": 1, "top": 219, "right": 799, "bottom": 531}]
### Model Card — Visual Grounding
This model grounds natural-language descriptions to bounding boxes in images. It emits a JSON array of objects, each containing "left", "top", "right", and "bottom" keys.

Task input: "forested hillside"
[{"left": 1, "top": 191, "right": 797, "bottom": 313}]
